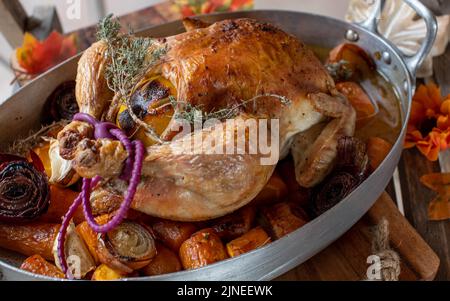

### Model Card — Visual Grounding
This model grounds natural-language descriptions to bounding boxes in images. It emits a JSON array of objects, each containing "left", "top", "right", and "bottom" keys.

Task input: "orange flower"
[{"left": 405, "top": 83, "right": 450, "bottom": 161}]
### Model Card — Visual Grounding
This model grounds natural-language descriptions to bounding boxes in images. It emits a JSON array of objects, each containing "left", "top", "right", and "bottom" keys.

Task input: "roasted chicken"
[{"left": 57, "top": 18, "right": 355, "bottom": 221}]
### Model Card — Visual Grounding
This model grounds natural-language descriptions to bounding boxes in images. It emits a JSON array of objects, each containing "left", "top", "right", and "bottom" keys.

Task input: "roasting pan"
[{"left": 0, "top": 0, "right": 437, "bottom": 280}]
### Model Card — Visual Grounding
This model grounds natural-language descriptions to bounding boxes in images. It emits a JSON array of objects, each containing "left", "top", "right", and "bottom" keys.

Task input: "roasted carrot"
[
  {"left": 209, "top": 206, "right": 255, "bottom": 241},
  {"left": 336, "top": 82, "right": 376, "bottom": 125},
  {"left": 91, "top": 264, "right": 127, "bottom": 281},
  {"left": 260, "top": 202, "right": 308, "bottom": 239},
  {"left": 226, "top": 227, "right": 271, "bottom": 257},
  {"left": 140, "top": 242, "right": 182, "bottom": 276},
  {"left": 250, "top": 172, "right": 288, "bottom": 206},
  {"left": 39, "top": 185, "right": 84, "bottom": 224},
  {"left": 179, "top": 228, "right": 228, "bottom": 270},
  {"left": 0, "top": 223, "right": 59, "bottom": 260},
  {"left": 367, "top": 137, "right": 393, "bottom": 170},
  {"left": 152, "top": 220, "right": 197, "bottom": 252},
  {"left": 20, "top": 254, "right": 65, "bottom": 279}
]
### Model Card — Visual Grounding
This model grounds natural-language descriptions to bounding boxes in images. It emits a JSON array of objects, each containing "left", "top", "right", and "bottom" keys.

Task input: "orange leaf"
[
  {"left": 420, "top": 173, "right": 450, "bottom": 221},
  {"left": 16, "top": 31, "right": 77, "bottom": 75}
]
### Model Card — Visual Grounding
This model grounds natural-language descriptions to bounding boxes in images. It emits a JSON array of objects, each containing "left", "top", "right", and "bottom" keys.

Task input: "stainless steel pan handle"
[{"left": 357, "top": 0, "right": 437, "bottom": 79}]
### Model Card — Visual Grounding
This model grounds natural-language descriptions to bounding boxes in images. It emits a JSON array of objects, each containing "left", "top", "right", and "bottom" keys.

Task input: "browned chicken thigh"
[{"left": 57, "top": 18, "right": 355, "bottom": 221}]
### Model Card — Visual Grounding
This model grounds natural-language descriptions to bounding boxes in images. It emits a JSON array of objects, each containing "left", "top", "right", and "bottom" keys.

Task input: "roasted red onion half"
[
  {"left": 43, "top": 81, "right": 79, "bottom": 123},
  {"left": 311, "top": 137, "right": 369, "bottom": 216},
  {"left": 0, "top": 154, "right": 50, "bottom": 222},
  {"left": 97, "top": 221, "right": 156, "bottom": 273}
]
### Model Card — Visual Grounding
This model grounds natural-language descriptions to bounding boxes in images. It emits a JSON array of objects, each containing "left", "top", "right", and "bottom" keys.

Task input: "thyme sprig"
[
  {"left": 169, "top": 94, "right": 291, "bottom": 124},
  {"left": 97, "top": 14, "right": 166, "bottom": 143},
  {"left": 325, "top": 60, "right": 353, "bottom": 82}
]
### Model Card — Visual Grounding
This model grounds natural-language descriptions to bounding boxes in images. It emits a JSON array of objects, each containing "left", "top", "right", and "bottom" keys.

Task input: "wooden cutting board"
[{"left": 277, "top": 192, "right": 440, "bottom": 281}]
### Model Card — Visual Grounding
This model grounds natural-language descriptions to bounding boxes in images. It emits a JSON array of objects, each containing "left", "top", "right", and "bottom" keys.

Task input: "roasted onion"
[
  {"left": 43, "top": 81, "right": 79, "bottom": 123},
  {"left": 311, "top": 136, "right": 369, "bottom": 216},
  {"left": 97, "top": 221, "right": 156, "bottom": 273},
  {"left": 0, "top": 155, "right": 50, "bottom": 222}
]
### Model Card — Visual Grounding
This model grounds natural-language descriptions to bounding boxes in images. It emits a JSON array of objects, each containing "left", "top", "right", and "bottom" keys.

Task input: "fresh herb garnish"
[
  {"left": 96, "top": 14, "right": 166, "bottom": 143},
  {"left": 325, "top": 59, "right": 353, "bottom": 82},
  {"left": 169, "top": 94, "right": 291, "bottom": 124}
]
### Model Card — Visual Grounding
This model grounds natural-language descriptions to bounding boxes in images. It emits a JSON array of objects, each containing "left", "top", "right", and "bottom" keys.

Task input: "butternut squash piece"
[
  {"left": 250, "top": 172, "right": 288, "bottom": 206},
  {"left": 91, "top": 264, "right": 127, "bottom": 281},
  {"left": 209, "top": 206, "right": 255, "bottom": 241},
  {"left": 261, "top": 202, "right": 308, "bottom": 239},
  {"left": 20, "top": 254, "right": 65, "bottom": 279},
  {"left": 152, "top": 220, "right": 197, "bottom": 252},
  {"left": 226, "top": 227, "right": 271, "bottom": 257},
  {"left": 179, "top": 228, "right": 227, "bottom": 270},
  {"left": 141, "top": 242, "right": 182, "bottom": 276}
]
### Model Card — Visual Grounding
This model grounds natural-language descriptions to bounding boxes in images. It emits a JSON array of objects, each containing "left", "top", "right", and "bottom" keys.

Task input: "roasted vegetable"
[
  {"left": 311, "top": 137, "right": 369, "bottom": 216},
  {"left": 91, "top": 264, "right": 127, "bottom": 281},
  {"left": 327, "top": 43, "right": 375, "bottom": 82},
  {"left": 179, "top": 228, "right": 228, "bottom": 270},
  {"left": 209, "top": 206, "right": 255, "bottom": 241},
  {"left": 47, "top": 138, "right": 79, "bottom": 186},
  {"left": 226, "top": 227, "right": 270, "bottom": 257},
  {"left": 367, "top": 137, "right": 392, "bottom": 170},
  {"left": 260, "top": 202, "right": 308, "bottom": 239},
  {"left": 0, "top": 222, "right": 59, "bottom": 260},
  {"left": 53, "top": 222, "right": 96, "bottom": 279},
  {"left": 42, "top": 81, "right": 79, "bottom": 123},
  {"left": 250, "top": 172, "right": 288, "bottom": 206},
  {"left": 152, "top": 220, "right": 197, "bottom": 252},
  {"left": 0, "top": 154, "right": 50, "bottom": 222},
  {"left": 336, "top": 82, "right": 376, "bottom": 126},
  {"left": 39, "top": 185, "right": 84, "bottom": 224},
  {"left": 20, "top": 254, "right": 65, "bottom": 279},
  {"left": 97, "top": 221, "right": 156, "bottom": 273},
  {"left": 140, "top": 242, "right": 182, "bottom": 276},
  {"left": 277, "top": 159, "right": 311, "bottom": 206}
]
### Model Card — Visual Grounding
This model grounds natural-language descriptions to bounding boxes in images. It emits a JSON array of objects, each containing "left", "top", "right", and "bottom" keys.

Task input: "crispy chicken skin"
[{"left": 58, "top": 18, "right": 355, "bottom": 221}]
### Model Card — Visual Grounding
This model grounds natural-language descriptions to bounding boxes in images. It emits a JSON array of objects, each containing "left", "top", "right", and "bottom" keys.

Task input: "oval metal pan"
[{"left": 0, "top": 10, "right": 412, "bottom": 281}]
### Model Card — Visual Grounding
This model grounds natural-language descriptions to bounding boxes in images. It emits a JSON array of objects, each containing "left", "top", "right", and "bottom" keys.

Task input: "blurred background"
[{"left": 0, "top": 0, "right": 350, "bottom": 102}]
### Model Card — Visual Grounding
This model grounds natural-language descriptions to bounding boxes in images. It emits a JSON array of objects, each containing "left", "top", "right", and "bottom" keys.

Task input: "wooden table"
[{"left": 68, "top": 0, "right": 449, "bottom": 280}]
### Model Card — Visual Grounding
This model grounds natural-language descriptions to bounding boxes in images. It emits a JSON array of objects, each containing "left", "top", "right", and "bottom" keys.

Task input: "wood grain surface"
[{"left": 277, "top": 193, "right": 440, "bottom": 281}]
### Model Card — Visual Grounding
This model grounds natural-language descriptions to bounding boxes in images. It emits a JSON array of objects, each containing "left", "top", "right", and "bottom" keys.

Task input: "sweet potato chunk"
[
  {"left": 367, "top": 137, "right": 392, "bottom": 170},
  {"left": 0, "top": 223, "right": 59, "bottom": 260},
  {"left": 91, "top": 264, "right": 127, "bottom": 281},
  {"left": 20, "top": 254, "right": 65, "bottom": 279},
  {"left": 226, "top": 227, "right": 271, "bottom": 257},
  {"left": 260, "top": 202, "right": 308, "bottom": 239},
  {"left": 152, "top": 220, "right": 197, "bottom": 252},
  {"left": 140, "top": 242, "right": 182, "bottom": 276},
  {"left": 250, "top": 172, "right": 288, "bottom": 206},
  {"left": 179, "top": 228, "right": 228, "bottom": 270},
  {"left": 209, "top": 206, "right": 255, "bottom": 241}
]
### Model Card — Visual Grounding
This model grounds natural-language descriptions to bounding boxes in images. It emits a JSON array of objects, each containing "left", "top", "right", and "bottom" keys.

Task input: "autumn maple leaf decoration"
[
  {"left": 16, "top": 31, "right": 77, "bottom": 75},
  {"left": 420, "top": 173, "right": 450, "bottom": 221}
]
